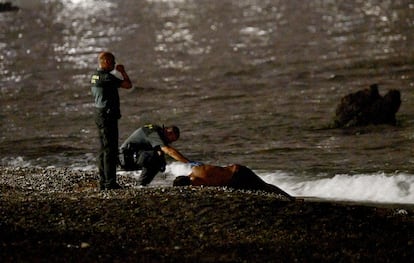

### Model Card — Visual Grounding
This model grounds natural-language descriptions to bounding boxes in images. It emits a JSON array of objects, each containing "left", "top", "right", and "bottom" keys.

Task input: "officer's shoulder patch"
[{"left": 91, "top": 74, "right": 99, "bottom": 84}]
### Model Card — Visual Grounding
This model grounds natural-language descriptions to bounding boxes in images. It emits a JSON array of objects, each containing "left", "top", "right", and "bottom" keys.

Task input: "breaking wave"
[
  {"left": 2, "top": 157, "right": 413, "bottom": 204},
  {"left": 263, "top": 171, "right": 414, "bottom": 204}
]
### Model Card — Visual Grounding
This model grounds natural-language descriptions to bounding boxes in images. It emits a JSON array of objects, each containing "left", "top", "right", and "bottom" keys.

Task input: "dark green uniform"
[
  {"left": 119, "top": 124, "right": 167, "bottom": 185},
  {"left": 91, "top": 68, "right": 123, "bottom": 190}
]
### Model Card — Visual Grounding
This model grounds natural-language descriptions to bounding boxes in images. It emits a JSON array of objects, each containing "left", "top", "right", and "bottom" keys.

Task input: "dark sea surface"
[{"left": 1, "top": 0, "right": 414, "bottom": 203}]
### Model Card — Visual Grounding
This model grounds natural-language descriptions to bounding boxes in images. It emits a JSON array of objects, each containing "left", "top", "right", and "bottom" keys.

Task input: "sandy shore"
[{"left": 1, "top": 166, "right": 413, "bottom": 262}]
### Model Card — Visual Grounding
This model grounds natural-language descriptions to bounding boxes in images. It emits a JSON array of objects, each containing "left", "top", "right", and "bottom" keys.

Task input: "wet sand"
[{"left": 1, "top": 166, "right": 413, "bottom": 262}]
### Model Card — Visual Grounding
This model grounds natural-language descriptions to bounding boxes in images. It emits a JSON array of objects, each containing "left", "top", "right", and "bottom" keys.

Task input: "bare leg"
[{"left": 229, "top": 165, "right": 294, "bottom": 201}]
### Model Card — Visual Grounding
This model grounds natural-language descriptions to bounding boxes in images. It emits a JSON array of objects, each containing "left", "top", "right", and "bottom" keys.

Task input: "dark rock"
[
  {"left": 0, "top": 2, "right": 19, "bottom": 12},
  {"left": 333, "top": 84, "right": 401, "bottom": 128}
]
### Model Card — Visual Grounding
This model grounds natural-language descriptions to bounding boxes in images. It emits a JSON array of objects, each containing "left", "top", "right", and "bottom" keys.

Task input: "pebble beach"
[
  {"left": 1, "top": 166, "right": 413, "bottom": 262},
  {"left": 2, "top": 2, "right": 414, "bottom": 262}
]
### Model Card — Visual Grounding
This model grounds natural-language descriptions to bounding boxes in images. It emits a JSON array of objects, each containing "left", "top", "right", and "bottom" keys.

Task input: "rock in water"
[{"left": 333, "top": 84, "right": 401, "bottom": 128}]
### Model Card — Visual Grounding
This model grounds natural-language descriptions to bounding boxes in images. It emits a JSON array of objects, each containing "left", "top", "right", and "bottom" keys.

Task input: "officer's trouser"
[
  {"left": 95, "top": 110, "right": 119, "bottom": 189},
  {"left": 119, "top": 147, "right": 166, "bottom": 186}
]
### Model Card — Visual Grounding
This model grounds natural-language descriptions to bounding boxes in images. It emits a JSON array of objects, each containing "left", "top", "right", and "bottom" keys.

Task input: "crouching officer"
[{"left": 119, "top": 124, "right": 197, "bottom": 186}]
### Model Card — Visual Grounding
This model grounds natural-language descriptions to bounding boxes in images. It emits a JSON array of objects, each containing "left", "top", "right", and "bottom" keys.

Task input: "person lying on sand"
[{"left": 173, "top": 164, "right": 295, "bottom": 201}]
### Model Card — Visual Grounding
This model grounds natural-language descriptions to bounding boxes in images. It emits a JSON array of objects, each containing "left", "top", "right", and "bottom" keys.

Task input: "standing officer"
[{"left": 91, "top": 52, "right": 132, "bottom": 190}]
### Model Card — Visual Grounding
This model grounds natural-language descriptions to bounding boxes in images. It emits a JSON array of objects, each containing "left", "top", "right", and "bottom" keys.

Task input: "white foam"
[
  {"left": 1, "top": 156, "right": 32, "bottom": 167},
  {"left": 117, "top": 162, "right": 192, "bottom": 187},
  {"left": 261, "top": 171, "right": 414, "bottom": 204},
  {"left": 164, "top": 162, "right": 192, "bottom": 176}
]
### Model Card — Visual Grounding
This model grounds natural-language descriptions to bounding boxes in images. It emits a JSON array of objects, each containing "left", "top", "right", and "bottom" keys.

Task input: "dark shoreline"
[{"left": 1, "top": 166, "right": 413, "bottom": 262}]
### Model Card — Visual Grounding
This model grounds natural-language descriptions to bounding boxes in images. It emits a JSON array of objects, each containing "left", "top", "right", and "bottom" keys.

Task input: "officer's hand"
[
  {"left": 189, "top": 161, "right": 203, "bottom": 167},
  {"left": 116, "top": 64, "right": 125, "bottom": 72}
]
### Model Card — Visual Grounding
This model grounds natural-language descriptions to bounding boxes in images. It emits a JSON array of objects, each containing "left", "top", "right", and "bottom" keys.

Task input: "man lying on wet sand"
[{"left": 173, "top": 164, "right": 295, "bottom": 201}]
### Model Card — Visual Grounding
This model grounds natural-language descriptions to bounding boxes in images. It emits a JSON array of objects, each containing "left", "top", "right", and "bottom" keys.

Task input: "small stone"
[{"left": 81, "top": 242, "right": 90, "bottom": 248}]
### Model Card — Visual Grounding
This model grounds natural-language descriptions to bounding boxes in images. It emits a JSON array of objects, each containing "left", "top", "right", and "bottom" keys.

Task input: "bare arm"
[
  {"left": 116, "top": 64, "right": 132, "bottom": 89},
  {"left": 161, "top": 145, "right": 190, "bottom": 163}
]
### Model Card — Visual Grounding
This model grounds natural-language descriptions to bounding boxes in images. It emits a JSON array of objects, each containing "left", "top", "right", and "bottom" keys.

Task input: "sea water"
[{"left": 1, "top": 0, "right": 414, "bottom": 204}]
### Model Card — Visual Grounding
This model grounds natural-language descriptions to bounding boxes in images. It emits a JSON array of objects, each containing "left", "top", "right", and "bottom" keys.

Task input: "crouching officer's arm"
[{"left": 161, "top": 145, "right": 190, "bottom": 163}]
